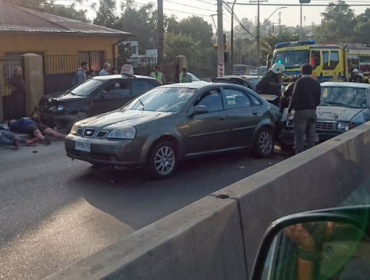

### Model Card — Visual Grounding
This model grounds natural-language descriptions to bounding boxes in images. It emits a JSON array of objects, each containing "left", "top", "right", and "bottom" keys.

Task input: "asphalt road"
[{"left": 0, "top": 140, "right": 286, "bottom": 280}]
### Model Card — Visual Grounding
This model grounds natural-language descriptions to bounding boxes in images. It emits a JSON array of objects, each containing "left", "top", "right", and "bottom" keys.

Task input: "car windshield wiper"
[{"left": 139, "top": 98, "right": 145, "bottom": 111}]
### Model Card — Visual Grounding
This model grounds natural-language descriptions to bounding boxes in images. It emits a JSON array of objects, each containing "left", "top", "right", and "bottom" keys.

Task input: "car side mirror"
[
  {"left": 189, "top": 105, "right": 208, "bottom": 116},
  {"left": 250, "top": 206, "right": 370, "bottom": 280},
  {"left": 100, "top": 91, "right": 108, "bottom": 99}
]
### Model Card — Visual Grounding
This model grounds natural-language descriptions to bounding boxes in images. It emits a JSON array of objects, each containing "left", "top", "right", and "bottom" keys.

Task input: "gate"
[{"left": 0, "top": 56, "right": 24, "bottom": 120}]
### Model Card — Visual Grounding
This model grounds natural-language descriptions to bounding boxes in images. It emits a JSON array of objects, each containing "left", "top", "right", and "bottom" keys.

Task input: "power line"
[
  {"left": 223, "top": 2, "right": 256, "bottom": 39},
  {"left": 164, "top": 8, "right": 210, "bottom": 16},
  {"left": 228, "top": 2, "right": 370, "bottom": 6},
  {"left": 193, "top": 0, "right": 216, "bottom": 5},
  {"left": 164, "top": 0, "right": 215, "bottom": 12}
]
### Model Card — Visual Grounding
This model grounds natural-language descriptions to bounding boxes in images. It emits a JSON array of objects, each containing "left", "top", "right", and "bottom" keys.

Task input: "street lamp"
[{"left": 264, "top": 7, "right": 286, "bottom": 23}]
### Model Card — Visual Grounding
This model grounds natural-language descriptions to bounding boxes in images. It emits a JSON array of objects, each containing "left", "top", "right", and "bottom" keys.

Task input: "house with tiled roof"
[{"left": 0, "top": 2, "right": 132, "bottom": 119}]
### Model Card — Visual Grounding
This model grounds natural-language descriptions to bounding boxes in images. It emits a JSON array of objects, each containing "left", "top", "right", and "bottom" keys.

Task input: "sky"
[{"left": 55, "top": 0, "right": 369, "bottom": 32}]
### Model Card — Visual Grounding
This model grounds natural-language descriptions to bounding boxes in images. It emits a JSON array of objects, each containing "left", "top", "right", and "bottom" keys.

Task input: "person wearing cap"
[
  {"left": 349, "top": 69, "right": 362, "bottom": 82},
  {"left": 179, "top": 68, "right": 192, "bottom": 83},
  {"left": 256, "top": 63, "right": 285, "bottom": 97},
  {"left": 150, "top": 66, "right": 166, "bottom": 85}
]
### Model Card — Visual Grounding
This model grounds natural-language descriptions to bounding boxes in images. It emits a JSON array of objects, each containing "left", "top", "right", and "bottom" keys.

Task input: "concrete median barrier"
[
  {"left": 44, "top": 196, "right": 247, "bottom": 280},
  {"left": 45, "top": 122, "right": 370, "bottom": 280}
]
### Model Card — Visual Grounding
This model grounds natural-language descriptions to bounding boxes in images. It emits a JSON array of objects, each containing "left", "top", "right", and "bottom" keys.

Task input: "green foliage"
[
  {"left": 93, "top": 0, "right": 118, "bottom": 28},
  {"left": 314, "top": 0, "right": 356, "bottom": 42},
  {"left": 262, "top": 29, "right": 299, "bottom": 59}
]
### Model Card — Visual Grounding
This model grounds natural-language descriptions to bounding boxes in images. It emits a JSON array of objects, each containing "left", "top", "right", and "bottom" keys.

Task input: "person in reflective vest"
[{"left": 150, "top": 66, "right": 166, "bottom": 85}]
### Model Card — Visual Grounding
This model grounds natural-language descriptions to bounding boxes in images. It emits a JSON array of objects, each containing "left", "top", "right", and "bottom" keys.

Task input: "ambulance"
[{"left": 268, "top": 40, "right": 370, "bottom": 85}]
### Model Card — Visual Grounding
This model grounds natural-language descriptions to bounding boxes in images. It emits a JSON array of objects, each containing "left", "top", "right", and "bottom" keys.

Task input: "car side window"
[
  {"left": 104, "top": 82, "right": 131, "bottom": 98},
  {"left": 195, "top": 89, "right": 223, "bottom": 112},
  {"left": 249, "top": 94, "right": 263, "bottom": 105},
  {"left": 223, "top": 89, "right": 252, "bottom": 109},
  {"left": 132, "top": 80, "right": 154, "bottom": 96}
]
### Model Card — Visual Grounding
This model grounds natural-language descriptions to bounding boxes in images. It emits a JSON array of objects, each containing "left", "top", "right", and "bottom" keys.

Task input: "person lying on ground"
[
  {"left": 0, "top": 130, "right": 37, "bottom": 148},
  {"left": 8, "top": 117, "right": 66, "bottom": 144}
]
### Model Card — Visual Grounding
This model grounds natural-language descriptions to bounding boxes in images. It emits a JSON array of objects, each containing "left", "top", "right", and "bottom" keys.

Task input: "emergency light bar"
[{"left": 275, "top": 40, "right": 317, "bottom": 49}]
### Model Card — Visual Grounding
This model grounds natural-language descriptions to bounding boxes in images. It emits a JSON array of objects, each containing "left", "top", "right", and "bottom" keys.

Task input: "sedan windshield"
[
  {"left": 127, "top": 87, "right": 196, "bottom": 112},
  {"left": 273, "top": 51, "right": 309, "bottom": 68},
  {"left": 321, "top": 87, "right": 368, "bottom": 109},
  {"left": 71, "top": 79, "right": 104, "bottom": 96}
]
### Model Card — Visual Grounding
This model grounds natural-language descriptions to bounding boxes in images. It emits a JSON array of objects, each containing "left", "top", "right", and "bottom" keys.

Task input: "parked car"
[
  {"left": 279, "top": 82, "right": 370, "bottom": 152},
  {"left": 65, "top": 82, "right": 281, "bottom": 179},
  {"left": 188, "top": 72, "right": 201, "bottom": 82},
  {"left": 211, "top": 75, "right": 280, "bottom": 106},
  {"left": 34, "top": 75, "right": 161, "bottom": 130},
  {"left": 250, "top": 70, "right": 258, "bottom": 76}
]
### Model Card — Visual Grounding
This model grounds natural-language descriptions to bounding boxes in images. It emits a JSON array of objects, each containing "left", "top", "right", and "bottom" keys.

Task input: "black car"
[
  {"left": 35, "top": 75, "right": 161, "bottom": 129},
  {"left": 212, "top": 75, "right": 280, "bottom": 106}
]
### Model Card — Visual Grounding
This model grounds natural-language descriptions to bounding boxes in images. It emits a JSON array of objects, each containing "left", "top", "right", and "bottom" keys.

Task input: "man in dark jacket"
[
  {"left": 280, "top": 75, "right": 301, "bottom": 113},
  {"left": 256, "top": 63, "right": 285, "bottom": 97},
  {"left": 288, "top": 64, "right": 321, "bottom": 154}
]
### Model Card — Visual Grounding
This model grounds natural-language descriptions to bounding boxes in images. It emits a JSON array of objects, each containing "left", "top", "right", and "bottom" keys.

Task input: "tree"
[
  {"left": 352, "top": 9, "right": 370, "bottom": 43},
  {"left": 93, "top": 0, "right": 118, "bottom": 28},
  {"left": 164, "top": 33, "right": 202, "bottom": 68},
  {"left": 314, "top": 0, "right": 356, "bottom": 42},
  {"left": 177, "top": 16, "right": 213, "bottom": 48},
  {"left": 261, "top": 29, "right": 299, "bottom": 60}
]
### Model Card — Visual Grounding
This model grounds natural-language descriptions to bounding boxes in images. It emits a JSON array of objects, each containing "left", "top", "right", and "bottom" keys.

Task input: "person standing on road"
[
  {"left": 72, "top": 62, "right": 88, "bottom": 86},
  {"left": 288, "top": 64, "right": 321, "bottom": 155},
  {"left": 256, "top": 63, "right": 285, "bottom": 97},
  {"left": 150, "top": 66, "right": 166, "bottom": 85},
  {"left": 349, "top": 69, "right": 362, "bottom": 83},
  {"left": 99, "top": 63, "right": 111, "bottom": 76},
  {"left": 179, "top": 68, "right": 192, "bottom": 83},
  {"left": 5, "top": 66, "right": 26, "bottom": 119}
]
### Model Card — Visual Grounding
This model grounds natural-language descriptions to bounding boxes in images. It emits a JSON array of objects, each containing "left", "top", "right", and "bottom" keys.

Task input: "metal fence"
[
  {"left": 43, "top": 53, "right": 105, "bottom": 94},
  {"left": 0, "top": 56, "right": 24, "bottom": 120}
]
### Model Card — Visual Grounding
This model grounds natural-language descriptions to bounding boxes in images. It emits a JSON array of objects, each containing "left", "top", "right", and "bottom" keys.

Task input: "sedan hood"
[
  {"left": 317, "top": 106, "right": 363, "bottom": 122},
  {"left": 77, "top": 110, "right": 172, "bottom": 128},
  {"left": 39, "top": 92, "right": 86, "bottom": 105}
]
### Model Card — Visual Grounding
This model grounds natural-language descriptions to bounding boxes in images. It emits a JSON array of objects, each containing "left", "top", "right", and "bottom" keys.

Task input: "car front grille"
[
  {"left": 66, "top": 149, "right": 117, "bottom": 161},
  {"left": 287, "top": 120, "right": 335, "bottom": 131},
  {"left": 76, "top": 128, "right": 108, "bottom": 138}
]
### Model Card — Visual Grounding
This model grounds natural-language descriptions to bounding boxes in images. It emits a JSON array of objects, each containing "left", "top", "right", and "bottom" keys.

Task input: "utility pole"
[
  {"left": 256, "top": 0, "right": 260, "bottom": 73},
  {"left": 300, "top": 2, "right": 303, "bottom": 40},
  {"left": 217, "top": 0, "right": 224, "bottom": 76},
  {"left": 157, "top": 0, "right": 164, "bottom": 59}
]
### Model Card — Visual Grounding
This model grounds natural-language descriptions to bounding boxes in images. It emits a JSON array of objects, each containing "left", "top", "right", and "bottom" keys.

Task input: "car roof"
[
  {"left": 163, "top": 81, "right": 209, "bottom": 89},
  {"left": 214, "top": 75, "right": 261, "bottom": 80},
  {"left": 321, "top": 82, "right": 370, "bottom": 89},
  {"left": 93, "top": 74, "right": 157, "bottom": 81}
]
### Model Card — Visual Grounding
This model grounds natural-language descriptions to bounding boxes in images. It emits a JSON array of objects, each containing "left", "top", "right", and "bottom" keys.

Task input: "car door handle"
[
  {"left": 219, "top": 116, "right": 226, "bottom": 120},
  {"left": 252, "top": 111, "right": 258, "bottom": 115}
]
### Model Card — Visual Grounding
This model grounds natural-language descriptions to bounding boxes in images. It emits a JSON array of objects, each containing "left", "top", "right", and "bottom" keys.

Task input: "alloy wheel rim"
[
  {"left": 154, "top": 146, "right": 175, "bottom": 175},
  {"left": 259, "top": 131, "right": 273, "bottom": 154}
]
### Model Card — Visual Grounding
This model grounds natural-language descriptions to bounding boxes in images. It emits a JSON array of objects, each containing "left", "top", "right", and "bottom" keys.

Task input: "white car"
[{"left": 188, "top": 72, "right": 201, "bottom": 82}]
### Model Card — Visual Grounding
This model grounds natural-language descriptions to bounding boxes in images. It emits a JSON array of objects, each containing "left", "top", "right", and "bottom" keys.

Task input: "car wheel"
[
  {"left": 253, "top": 127, "right": 274, "bottom": 158},
  {"left": 147, "top": 141, "right": 178, "bottom": 179}
]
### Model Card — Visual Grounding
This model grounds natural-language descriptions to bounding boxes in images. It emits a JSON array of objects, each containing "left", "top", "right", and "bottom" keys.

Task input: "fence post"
[{"left": 23, "top": 53, "right": 44, "bottom": 115}]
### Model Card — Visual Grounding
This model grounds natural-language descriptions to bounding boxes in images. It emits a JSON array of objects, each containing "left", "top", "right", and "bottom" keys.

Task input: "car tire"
[
  {"left": 147, "top": 141, "right": 179, "bottom": 179},
  {"left": 253, "top": 127, "right": 274, "bottom": 158}
]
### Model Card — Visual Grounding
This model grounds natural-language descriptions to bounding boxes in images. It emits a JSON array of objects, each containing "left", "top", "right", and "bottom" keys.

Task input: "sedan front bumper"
[{"left": 65, "top": 135, "right": 147, "bottom": 167}]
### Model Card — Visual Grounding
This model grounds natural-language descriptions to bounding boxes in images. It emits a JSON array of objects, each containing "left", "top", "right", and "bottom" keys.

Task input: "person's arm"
[
  {"left": 315, "top": 83, "right": 321, "bottom": 107},
  {"left": 5, "top": 78, "right": 15, "bottom": 91},
  {"left": 288, "top": 79, "right": 301, "bottom": 113},
  {"left": 255, "top": 76, "right": 268, "bottom": 94}
]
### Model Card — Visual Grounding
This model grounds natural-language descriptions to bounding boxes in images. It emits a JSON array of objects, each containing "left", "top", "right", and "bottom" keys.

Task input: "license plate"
[{"left": 75, "top": 140, "right": 91, "bottom": 152}]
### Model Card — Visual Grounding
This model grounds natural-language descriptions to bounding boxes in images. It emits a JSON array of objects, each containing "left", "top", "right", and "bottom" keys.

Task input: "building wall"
[{"left": 0, "top": 33, "right": 121, "bottom": 58}]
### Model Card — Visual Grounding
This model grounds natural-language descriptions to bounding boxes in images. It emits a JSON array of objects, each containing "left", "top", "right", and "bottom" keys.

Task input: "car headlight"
[
  {"left": 57, "top": 105, "right": 64, "bottom": 111},
  {"left": 70, "top": 123, "right": 78, "bottom": 135},
  {"left": 336, "top": 122, "right": 352, "bottom": 132},
  {"left": 107, "top": 127, "right": 136, "bottom": 139}
]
